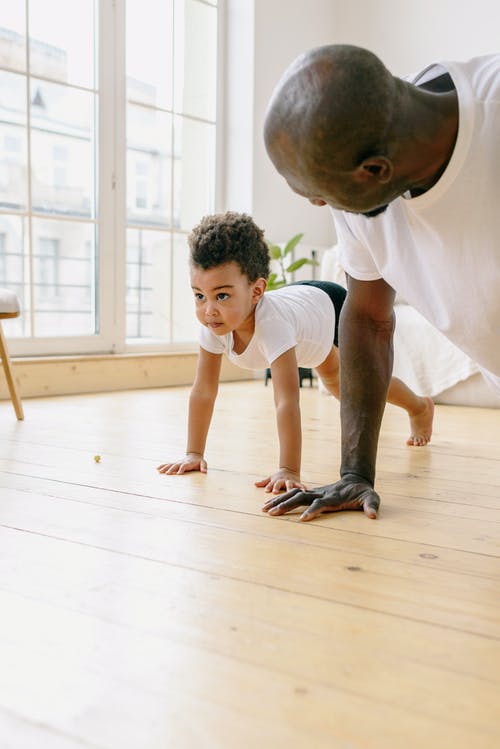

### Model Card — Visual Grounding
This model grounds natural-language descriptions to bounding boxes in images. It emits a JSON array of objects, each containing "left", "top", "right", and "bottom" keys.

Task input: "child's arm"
[
  {"left": 255, "top": 347, "right": 306, "bottom": 493},
  {"left": 157, "top": 347, "right": 222, "bottom": 475}
]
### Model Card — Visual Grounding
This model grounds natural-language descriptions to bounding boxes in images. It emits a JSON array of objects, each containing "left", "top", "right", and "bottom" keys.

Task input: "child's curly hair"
[{"left": 188, "top": 212, "right": 270, "bottom": 281}]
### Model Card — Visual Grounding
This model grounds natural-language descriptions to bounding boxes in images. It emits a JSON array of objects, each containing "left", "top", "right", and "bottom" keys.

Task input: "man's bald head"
[{"left": 264, "top": 45, "right": 397, "bottom": 186}]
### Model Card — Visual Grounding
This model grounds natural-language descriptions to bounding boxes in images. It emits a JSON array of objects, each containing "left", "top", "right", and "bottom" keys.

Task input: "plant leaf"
[
  {"left": 268, "top": 244, "right": 283, "bottom": 260},
  {"left": 283, "top": 233, "right": 304, "bottom": 256},
  {"left": 266, "top": 280, "right": 286, "bottom": 291},
  {"left": 285, "top": 257, "right": 312, "bottom": 273}
]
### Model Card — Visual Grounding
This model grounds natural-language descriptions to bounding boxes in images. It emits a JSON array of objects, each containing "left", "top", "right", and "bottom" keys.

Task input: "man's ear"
[
  {"left": 354, "top": 156, "right": 394, "bottom": 184},
  {"left": 252, "top": 277, "right": 267, "bottom": 300}
]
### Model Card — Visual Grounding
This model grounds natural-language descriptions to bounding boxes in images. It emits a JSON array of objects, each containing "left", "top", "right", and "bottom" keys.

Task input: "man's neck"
[{"left": 405, "top": 85, "right": 459, "bottom": 196}]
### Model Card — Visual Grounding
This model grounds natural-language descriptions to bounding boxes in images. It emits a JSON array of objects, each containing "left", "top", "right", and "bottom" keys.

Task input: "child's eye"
[
  {"left": 217, "top": 292, "right": 229, "bottom": 301},
  {"left": 194, "top": 293, "right": 204, "bottom": 302}
]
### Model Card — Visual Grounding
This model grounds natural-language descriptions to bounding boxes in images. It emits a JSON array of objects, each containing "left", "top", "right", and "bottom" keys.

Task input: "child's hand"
[
  {"left": 157, "top": 452, "right": 207, "bottom": 475},
  {"left": 255, "top": 468, "right": 306, "bottom": 494}
]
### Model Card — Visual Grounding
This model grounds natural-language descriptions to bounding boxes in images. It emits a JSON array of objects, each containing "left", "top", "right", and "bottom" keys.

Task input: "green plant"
[{"left": 266, "top": 233, "right": 319, "bottom": 291}]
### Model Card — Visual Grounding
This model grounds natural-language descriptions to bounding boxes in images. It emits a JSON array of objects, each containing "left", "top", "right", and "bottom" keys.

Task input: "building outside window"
[{"left": 0, "top": 0, "right": 219, "bottom": 354}]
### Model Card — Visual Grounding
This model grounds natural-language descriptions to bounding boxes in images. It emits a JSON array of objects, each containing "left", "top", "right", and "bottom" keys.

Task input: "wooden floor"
[{"left": 0, "top": 381, "right": 499, "bottom": 749}]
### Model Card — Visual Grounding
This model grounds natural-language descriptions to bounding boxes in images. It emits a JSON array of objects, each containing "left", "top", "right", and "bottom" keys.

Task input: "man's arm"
[
  {"left": 262, "top": 276, "right": 395, "bottom": 521},
  {"left": 339, "top": 275, "right": 396, "bottom": 486}
]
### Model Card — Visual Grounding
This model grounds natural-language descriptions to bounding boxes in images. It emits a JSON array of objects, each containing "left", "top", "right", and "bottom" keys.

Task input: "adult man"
[{"left": 262, "top": 44, "right": 500, "bottom": 521}]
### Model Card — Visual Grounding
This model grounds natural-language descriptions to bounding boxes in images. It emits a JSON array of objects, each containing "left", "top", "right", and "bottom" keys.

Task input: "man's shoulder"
[
  {"left": 436, "top": 54, "right": 500, "bottom": 98},
  {"left": 453, "top": 53, "right": 500, "bottom": 97},
  {"left": 406, "top": 54, "right": 500, "bottom": 93}
]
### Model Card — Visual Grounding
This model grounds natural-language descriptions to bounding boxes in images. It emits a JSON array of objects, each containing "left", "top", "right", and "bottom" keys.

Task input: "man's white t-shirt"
[
  {"left": 334, "top": 54, "right": 500, "bottom": 395},
  {"left": 198, "top": 284, "right": 335, "bottom": 370}
]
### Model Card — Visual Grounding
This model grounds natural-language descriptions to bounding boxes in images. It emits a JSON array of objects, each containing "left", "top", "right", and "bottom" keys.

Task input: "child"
[{"left": 157, "top": 212, "right": 434, "bottom": 493}]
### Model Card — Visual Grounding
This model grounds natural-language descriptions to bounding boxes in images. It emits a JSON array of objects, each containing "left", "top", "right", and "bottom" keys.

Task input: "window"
[
  {"left": 0, "top": 0, "right": 219, "bottom": 356},
  {"left": 125, "top": 0, "right": 218, "bottom": 345}
]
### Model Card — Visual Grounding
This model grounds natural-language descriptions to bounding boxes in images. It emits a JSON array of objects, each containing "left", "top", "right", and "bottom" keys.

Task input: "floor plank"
[{"left": 0, "top": 381, "right": 499, "bottom": 749}]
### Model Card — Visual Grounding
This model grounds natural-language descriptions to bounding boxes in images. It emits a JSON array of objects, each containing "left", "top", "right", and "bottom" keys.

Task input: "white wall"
[
  {"left": 327, "top": 0, "right": 500, "bottom": 75},
  {"left": 251, "top": 0, "right": 339, "bottom": 249},
  {"left": 224, "top": 0, "right": 500, "bottom": 249}
]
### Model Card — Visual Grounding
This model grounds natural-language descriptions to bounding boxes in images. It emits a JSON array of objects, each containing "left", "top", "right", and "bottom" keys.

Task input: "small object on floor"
[{"left": 94, "top": 454, "right": 101, "bottom": 463}]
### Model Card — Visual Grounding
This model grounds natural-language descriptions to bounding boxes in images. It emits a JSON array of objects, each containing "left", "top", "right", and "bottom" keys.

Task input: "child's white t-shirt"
[
  {"left": 334, "top": 54, "right": 500, "bottom": 394},
  {"left": 198, "top": 285, "right": 335, "bottom": 370}
]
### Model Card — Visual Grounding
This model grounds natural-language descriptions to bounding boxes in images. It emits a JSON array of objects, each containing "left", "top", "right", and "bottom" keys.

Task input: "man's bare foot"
[{"left": 407, "top": 397, "right": 434, "bottom": 446}]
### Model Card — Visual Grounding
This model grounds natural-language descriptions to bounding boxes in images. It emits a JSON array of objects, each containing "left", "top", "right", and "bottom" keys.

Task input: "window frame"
[{"left": 2, "top": 0, "right": 223, "bottom": 357}]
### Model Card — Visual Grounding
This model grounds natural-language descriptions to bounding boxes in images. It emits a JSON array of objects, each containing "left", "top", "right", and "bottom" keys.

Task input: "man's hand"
[
  {"left": 157, "top": 452, "right": 207, "bottom": 475},
  {"left": 262, "top": 474, "right": 380, "bottom": 521},
  {"left": 255, "top": 468, "right": 306, "bottom": 494}
]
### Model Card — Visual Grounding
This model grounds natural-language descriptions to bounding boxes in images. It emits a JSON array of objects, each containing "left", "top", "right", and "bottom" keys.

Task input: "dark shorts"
[{"left": 290, "top": 280, "right": 346, "bottom": 347}]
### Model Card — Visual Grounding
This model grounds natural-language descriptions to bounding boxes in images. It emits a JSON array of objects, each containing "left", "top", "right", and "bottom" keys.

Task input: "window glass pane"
[
  {"left": 0, "top": 70, "right": 28, "bottom": 211},
  {"left": 126, "top": 0, "right": 173, "bottom": 110},
  {"left": 31, "top": 217, "right": 96, "bottom": 336},
  {"left": 126, "top": 228, "right": 171, "bottom": 340},
  {"left": 124, "top": 1, "right": 218, "bottom": 350},
  {"left": 173, "top": 116, "right": 215, "bottom": 231},
  {"left": 30, "top": 80, "right": 95, "bottom": 218},
  {"left": 172, "top": 232, "right": 198, "bottom": 343},
  {"left": 0, "top": 6, "right": 27, "bottom": 74},
  {"left": 29, "top": 0, "right": 95, "bottom": 88},
  {"left": 0, "top": 214, "right": 29, "bottom": 337},
  {"left": 174, "top": 0, "right": 217, "bottom": 121},
  {"left": 127, "top": 105, "right": 172, "bottom": 227}
]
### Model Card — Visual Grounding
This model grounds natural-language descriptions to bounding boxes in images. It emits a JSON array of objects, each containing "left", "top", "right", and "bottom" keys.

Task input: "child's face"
[{"left": 190, "top": 261, "right": 266, "bottom": 336}]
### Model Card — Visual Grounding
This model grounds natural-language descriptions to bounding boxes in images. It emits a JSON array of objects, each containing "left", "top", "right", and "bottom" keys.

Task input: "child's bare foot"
[{"left": 407, "top": 397, "right": 434, "bottom": 446}]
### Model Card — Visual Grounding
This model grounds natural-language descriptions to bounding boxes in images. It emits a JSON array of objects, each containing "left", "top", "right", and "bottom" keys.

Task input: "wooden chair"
[{"left": 0, "top": 288, "right": 24, "bottom": 420}]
